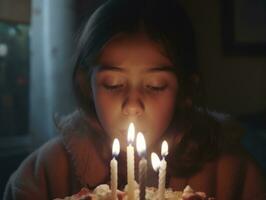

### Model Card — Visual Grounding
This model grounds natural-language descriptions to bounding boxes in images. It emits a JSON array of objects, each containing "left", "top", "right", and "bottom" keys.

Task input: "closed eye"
[
  {"left": 146, "top": 85, "right": 167, "bottom": 91},
  {"left": 103, "top": 84, "right": 124, "bottom": 91}
]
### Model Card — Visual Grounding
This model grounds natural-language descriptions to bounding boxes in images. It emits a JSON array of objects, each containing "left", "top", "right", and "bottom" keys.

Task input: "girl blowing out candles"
[{"left": 4, "top": 0, "right": 266, "bottom": 199}]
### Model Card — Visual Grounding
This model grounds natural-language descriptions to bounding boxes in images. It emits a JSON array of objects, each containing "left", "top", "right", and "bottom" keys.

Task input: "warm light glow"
[
  {"left": 161, "top": 140, "right": 168, "bottom": 157},
  {"left": 112, "top": 138, "right": 120, "bottom": 157},
  {"left": 127, "top": 122, "right": 135, "bottom": 144},
  {"left": 136, "top": 132, "right": 146, "bottom": 157},
  {"left": 151, "top": 152, "right": 161, "bottom": 172}
]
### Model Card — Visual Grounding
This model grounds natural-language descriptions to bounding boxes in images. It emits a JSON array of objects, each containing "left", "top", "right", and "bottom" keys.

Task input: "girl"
[{"left": 4, "top": 0, "right": 266, "bottom": 199}]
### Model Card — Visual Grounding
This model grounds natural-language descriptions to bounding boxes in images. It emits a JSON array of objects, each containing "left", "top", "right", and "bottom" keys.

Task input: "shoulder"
[
  {"left": 238, "top": 152, "right": 266, "bottom": 199},
  {"left": 37, "top": 136, "right": 70, "bottom": 172},
  {"left": 4, "top": 136, "right": 69, "bottom": 199},
  {"left": 10, "top": 136, "right": 68, "bottom": 183},
  {"left": 216, "top": 151, "right": 266, "bottom": 199},
  {"left": 36, "top": 136, "right": 68, "bottom": 167},
  {"left": 216, "top": 152, "right": 247, "bottom": 178}
]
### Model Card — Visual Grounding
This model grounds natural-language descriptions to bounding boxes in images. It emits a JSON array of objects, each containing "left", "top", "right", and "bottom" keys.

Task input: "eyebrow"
[
  {"left": 98, "top": 65, "right": 124, "bottom": 72},
  {"left": 97, "top": 65, "right": 176, "bottom": 73},
  {"left": 147, "top": 65, "right": 176, "bottom": 73}
]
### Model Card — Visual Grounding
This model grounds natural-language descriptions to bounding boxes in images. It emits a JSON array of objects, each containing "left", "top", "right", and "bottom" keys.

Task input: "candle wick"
[{"left": 140, "top": 151, "right": 145, "bottom": 158}]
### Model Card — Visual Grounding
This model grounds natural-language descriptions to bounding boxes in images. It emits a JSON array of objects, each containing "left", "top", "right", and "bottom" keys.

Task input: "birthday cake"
[
  {"left": 54, "top": 126, "right": 214, "bottom": 200},
  {"left": 54, "top": 183, "right": 212, "bottom": 200}
]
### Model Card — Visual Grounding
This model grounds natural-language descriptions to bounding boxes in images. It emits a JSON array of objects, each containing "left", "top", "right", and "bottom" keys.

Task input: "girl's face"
[{"left": 91, "top": 32, "right": 178, "bottom": 151}]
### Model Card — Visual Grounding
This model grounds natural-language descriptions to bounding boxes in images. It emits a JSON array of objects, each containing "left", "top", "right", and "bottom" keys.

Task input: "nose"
[{"left": 122, "top": 89, "right": 144, "bottom": 117}]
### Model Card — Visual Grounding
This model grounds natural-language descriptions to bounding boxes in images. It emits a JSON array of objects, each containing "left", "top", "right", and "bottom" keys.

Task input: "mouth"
[{"left": 119, "top": 129, "right": 148, "bottom": 140}]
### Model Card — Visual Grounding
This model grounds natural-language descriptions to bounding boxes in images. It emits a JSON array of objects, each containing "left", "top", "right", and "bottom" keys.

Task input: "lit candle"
[
  {"left": 127, "top": 123, "right": 135, "bottom": 200},
  {"left": 151, "top": 152, "right": 161, "bottom": 199},
  {"left": 151, "top": 141, "right": 168, "bottom": 200},
  {"left": 159, "top": 141, "right": 168, "bottom": 200},
  {"left": 111, "top": 138, "right": 120, "bottom": 200},
  {"left": 136, "top": 132, "right": 147, "bottom": 200}
]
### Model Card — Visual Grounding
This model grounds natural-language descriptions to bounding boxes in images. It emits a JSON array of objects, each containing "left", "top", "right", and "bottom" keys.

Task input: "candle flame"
[
  {"left": 127, "top": 122, "right": 135, "bottom": 144},
  {"left": 151, "top": 152, "right": 161, "bottom": 172},
  {"left": 112, "top": 138, "right": 120, "bottom": 157},
  {"left": 161, "top": 140, "right": 168, "bottom": 157},
  {"left": 136, "top": 132, "right": 146, "bottom": 157}
]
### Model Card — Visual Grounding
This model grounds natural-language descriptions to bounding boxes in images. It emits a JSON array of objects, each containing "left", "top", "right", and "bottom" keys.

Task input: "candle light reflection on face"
[
  {"left": 151, "top": 152, "right": 161, "bottom": 172},
  {"left": 127, "top": 122, "right": 135, "bottom": 144},
  {"left": 112, "top": 138, "right": 120, "bottom": 157},
  {"left": 136, "top": 132, "right": 146, "bottom": 157}
]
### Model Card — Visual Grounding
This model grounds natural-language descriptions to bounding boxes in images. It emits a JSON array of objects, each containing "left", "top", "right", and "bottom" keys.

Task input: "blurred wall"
[
  {"left": 181, "top": 0, "right": 266, "bottom": 115},
  {"left": 30, "top": 0, "right": 76, "bottom": 148},
  {"left": 0, "top": 0, "right": 30, "bottom": 23}
]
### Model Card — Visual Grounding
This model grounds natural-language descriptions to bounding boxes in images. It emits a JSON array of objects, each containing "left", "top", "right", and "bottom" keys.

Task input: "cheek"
[
  {"left": 92, "top": 89, "right": 118, "bottom": 128},
  {"left": 146, "top": 92, "right": 177, "bottom": 142},
  {"left": 152, "top": 95, "right": 176, "bottom": 126}
]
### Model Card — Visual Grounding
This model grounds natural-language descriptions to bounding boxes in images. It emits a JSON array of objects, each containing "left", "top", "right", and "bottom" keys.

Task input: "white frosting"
[
  {"left": 94, "top": 184, "right": 112, "bottom": 199},
  {"left": 92, "top": 183, "right": 183, "bottom": 200},
  {"left": 183, "top": 185, "right": 194, "bottom": 194},
  {"left": 54, "top": 184, "right": 208, "bottom": 200}
]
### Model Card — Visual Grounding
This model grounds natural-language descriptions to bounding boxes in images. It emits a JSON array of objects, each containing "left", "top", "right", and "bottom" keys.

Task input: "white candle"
[
  {"left": 127, "top": 123, "right": 135, "bottom": 200},
  {"left": 111, "top": 138, "right": 120, "bottom": 200},
  {"left": 159, "top": 141, "right": 168, "bottom": 200},
  {"left": 151, "top": 152, "right": 161, "bottom": 199},
  {"left": 136, "top": 132, "right": 147, "bottom": 200},
  {"left": 151, "top": 141, "right": 168, "bottom": 200},
  {"left": 158, "top": 159, "right": 167, "bottom": 200}
]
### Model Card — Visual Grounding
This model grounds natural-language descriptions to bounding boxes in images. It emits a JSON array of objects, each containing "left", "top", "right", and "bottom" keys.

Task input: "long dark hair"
[{"left": 72, "top": 0, "right": 227, "bottom": 177}]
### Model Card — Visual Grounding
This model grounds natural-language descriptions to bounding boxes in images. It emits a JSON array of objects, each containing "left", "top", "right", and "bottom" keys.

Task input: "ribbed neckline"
[{"left": 56, "top": 110, "right": 110, "bottom": 189}]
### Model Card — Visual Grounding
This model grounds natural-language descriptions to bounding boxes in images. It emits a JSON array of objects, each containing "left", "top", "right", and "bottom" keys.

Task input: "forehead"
[{"left": 98, "top": 32, "right": 173, "bottom": 69}]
